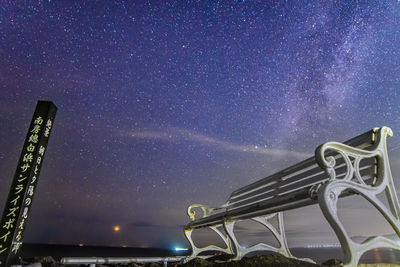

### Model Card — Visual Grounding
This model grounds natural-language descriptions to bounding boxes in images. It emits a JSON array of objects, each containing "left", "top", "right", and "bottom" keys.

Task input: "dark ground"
[
  {"left": 180, "top": 254, "right": 329, "bottom": 267},
  {"left": 20, "top": 243, "right": 178, "bottom": 260},
  {"left": 21, "top": 254, "right": 343, "bottom": 267},
  {"left": 20, "top": 254, "right": 337, "bottom": 267}
]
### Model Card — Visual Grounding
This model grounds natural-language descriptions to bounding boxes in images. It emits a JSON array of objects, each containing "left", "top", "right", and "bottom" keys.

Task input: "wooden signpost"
[{"left": 0, "top": 101, "right": 57, "bottom": 266}]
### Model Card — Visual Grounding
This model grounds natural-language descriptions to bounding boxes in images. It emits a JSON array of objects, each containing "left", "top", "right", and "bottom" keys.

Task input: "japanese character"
[
  {"left": 18, "top": 175, "right": 27, "bottom": 182},
  {"left": 20, "top": 163, "right": 30, "bottom": 172},
  {"left": 36, "top": 156, "right": 41, "bottom": 164},
  {"left": 31, "top": 176, "right": 37, "bottom": 184},
  {"left": 30, "top": 125, "right": 41, "bottom": 134},
  {"left": 34, "top": 116, "right": 43, "bottom": 125},
  {"left": 14, "top": 184, "right": 24, "bottom": 195},
  {"left": 0, "top": 244, "right": 7, "bottom": 254},
  {"left": 2, "top": 218, "right": 15, "bottom": 230},
  {"left": 15, "top": 231, "right": 22, "bottom": 242},
  {"left": 11, "top": 242, "right": 20, "bottom": 254},
  {"left": 44, "top": 128, "right": 50, "bottom": 137},
  {"left": 22, "top": 207, "right": 29, "bottom": 219},
  {"left": 0, "top": 231, "right": 10, "bottom": 242},
  {"left": 28, "top": 185, "right": 34, "bottom": 196},
  {"left": 34, "top": 165, "right": 39, "bottom": 175},
  {"left": 38, "top": 146, "right": 45, "bottom": 156},
  {"left": 23, "top": 153, "right": 33, "bottom": 163},
  {"left": 25, "top": 198, "right": 31, "bottom": 206},
  {"left": 10, "top": 195, "right": 20, "bottom": 206},
  {"left": 46, "top": 119, "right": 52, "bottom": 128},
  {"left": 6, "top": 207, "right": 19, "bottom": 217},
  {"left": 18, "top": 219, "right": 25, "bottom": 230},
  {"left": 27, "top": 143, "right": 35, "bottom": 152},
  {"left": 28, "top": 134, "right": 39, "bottom": 143}
]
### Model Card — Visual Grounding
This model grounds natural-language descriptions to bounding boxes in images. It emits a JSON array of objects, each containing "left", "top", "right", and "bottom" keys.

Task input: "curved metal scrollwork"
[
  {"left": 185, "top": 211, "right": 313, "bottom": 263},
  {"left": 187, "top": 203, "right": 227, "bottom": 221},
  {"left": 185, "top": 203, "right": 232, "bottom": 258},
  {"left": 223, "top": 213, "right": 296, "bottom": 261},
  {"left": 315, "top": 126, "right": 400, "bottom": 267},
  {"left": 184, "top": 224, "right": 233, "bottom": 259}
]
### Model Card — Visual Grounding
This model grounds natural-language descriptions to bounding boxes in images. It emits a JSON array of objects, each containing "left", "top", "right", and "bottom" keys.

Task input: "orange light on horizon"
[{"left": 114, "top": 225, "right": 120, "bottom": 232}]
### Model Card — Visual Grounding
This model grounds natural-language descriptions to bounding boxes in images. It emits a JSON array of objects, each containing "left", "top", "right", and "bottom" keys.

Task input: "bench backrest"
[{"left": 226, "top": 129, "right": 378, "bottom": 217}]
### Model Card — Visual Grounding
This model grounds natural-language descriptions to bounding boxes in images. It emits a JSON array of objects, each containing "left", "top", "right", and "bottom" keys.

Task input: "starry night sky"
[{"left": 0, "top": 1, "right": 400, "bottom": 250}]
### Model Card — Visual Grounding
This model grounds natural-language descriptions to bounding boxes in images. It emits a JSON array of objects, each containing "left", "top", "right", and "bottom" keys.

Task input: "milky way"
[{"left": 0, "top": 1, "right": 400, "bottom": 249}]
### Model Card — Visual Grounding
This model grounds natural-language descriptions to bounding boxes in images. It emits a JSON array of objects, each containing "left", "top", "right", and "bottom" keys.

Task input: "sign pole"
[{"left": 0, "top": 101, "right": 57, "bottom": 266}]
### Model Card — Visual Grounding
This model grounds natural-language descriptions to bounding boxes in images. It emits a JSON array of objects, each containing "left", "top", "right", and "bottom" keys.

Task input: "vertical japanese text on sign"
[{"left": 0, "top": 101, "right": 57, "bottom": 266}]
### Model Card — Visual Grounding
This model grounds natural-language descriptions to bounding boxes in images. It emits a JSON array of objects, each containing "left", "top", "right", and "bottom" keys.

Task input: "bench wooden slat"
[
  {"left": 230, "top": 157, "right": 317, "bottom": 198},
  {"left": 188, "top": 168, "right": 375, "bottom": 229},
  {"left": 230, "top": 162, "right": 320, "bottom": 200},
  {"left": 228, "top": 163, "right": 376, "bottom": 211},
  {"left": 230, "top": 155, "right": 375, "bottom": 204},
  {"left": 227, "top": 187, "right": 314, "bottom": 220},
  {"left": 230, "top": 132, "right": 375, "bottom": 199},
  {"left": 230, "top": 143, "right": 374, "bottom": 198},
  {"left": 187, "top": 188, "right": 315, "bottom": 229},
  {"left": 227, "top": 185, "right": 362, "bottom": 222},
  {"left": 188, "top": 163, "right": 376, "bottom": 229},
  {"left": 228, "top": 165, "right": 375, "bottom": 209}
]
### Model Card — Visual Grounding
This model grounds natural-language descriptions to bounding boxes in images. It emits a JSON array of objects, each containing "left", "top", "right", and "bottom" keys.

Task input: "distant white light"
[
  {"left": 174, "top": 247, "right": 189, "bottom": 251},
  {"left": 306, "top": 244, "right": 340, "bottom": 248}
]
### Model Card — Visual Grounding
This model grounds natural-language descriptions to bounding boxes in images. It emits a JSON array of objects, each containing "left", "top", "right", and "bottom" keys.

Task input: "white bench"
[{"left": 184, "top": 126, "right": 400, "bottom": 267}]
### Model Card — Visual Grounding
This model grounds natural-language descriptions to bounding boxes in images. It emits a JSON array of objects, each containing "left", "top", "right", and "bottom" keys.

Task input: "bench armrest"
[
  {"left": 315, "top": 126, "right": 393, "bottom": 183},
  {"left": 187, "top": 203, "right": 228, "bottom": 221}
]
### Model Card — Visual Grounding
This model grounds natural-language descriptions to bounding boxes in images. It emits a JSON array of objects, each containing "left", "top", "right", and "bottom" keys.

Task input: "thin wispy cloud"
[{"left": 125, "top": 128, "right": 309, "bottom": 159}]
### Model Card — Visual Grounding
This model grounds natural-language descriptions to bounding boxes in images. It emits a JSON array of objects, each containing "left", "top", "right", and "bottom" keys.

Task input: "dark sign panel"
[{"left": 0, "top": 101, "right": 57, "bottom": 266}]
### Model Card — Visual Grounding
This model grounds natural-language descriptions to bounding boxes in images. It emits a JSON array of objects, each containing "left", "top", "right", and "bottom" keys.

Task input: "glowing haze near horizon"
[{"left": 1, "top": 1, "right": 400, "bottom": 250}]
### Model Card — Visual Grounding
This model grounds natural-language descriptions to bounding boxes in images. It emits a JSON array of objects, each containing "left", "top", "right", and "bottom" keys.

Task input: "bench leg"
[
  {"left": 223, "top": 213, "right": 314, "bottom": 262},
  {"left": 184, "top": 225, "right": 234, "bottom": 258},
  {"left": 252, "top": 212, "right": 292, "bottom": 258},
  {"left": 318, "top": 181, "right": 400, "bottom": 267},
  {"left": 223, "top": 220, "right": 241, "bottom": 260}
]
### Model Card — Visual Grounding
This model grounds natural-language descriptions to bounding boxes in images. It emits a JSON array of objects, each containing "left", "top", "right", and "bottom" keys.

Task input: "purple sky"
[{"left": 0, "top": 1, "right": 400, "bottom": 250}]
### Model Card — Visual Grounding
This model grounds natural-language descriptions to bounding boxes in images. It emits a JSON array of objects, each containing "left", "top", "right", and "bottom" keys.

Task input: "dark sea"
[{"left": 20, "top": 243, "right": 179, "bottom": 260}]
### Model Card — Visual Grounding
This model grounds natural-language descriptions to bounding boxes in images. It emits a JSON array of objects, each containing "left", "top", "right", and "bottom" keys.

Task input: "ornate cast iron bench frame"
[{"left": 184, "top": 127, "right": 400, "bottom": 267}]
